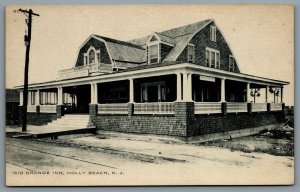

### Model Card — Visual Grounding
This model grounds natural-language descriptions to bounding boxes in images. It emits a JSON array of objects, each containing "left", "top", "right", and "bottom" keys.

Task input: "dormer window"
[
  {"left": 89, "top": 50, "right": 95, "bottom": 64},
  {"left": 229, "top": 55, "right": 235, "bottom": 72},
  {"left": 205, "top": 47, "right": 220, "bottom": 69},
  {"left": 210, "top": 26, "right": 217, "bottom": 42},
  {"left": 187, "top": 44, "right": 195, "bottom": 63},
  {"left": 84, "top": 46, "right": 100, "bottom": 65},
  {"left": 149, "top": 44, "right": 159, "bottom": 64}
]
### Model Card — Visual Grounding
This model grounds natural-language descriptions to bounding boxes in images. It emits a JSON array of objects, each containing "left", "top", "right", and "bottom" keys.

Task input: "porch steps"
[{"left": 45, "top": 114, "right": 94, "bottom": 129}]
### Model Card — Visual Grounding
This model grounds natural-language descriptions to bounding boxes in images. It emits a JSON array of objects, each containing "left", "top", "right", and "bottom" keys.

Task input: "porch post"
[
  {"left": 280, "top": 87, "right": 283, "bottom": 103},
  {"left": 176, "top": 73, "right": 182, "bottom": 101},
  {"left": 183, "top": 72, "right": 192, "bottom": 101},
  {"left": 188, "top": 73, "right": 192, "bottom": 101},
  {"left": 19, "top": 91, "right": 23, "bottom": 106},
  {"left": 57, "top": 87, "right": 63, "bottom": 105},
  {"left": 90, "top": 83, "right": 95, "bottom": 104},
  {"left": 246, "top": 82, "right": 250, "bottom": 102},
  {"left": 220, "top": 78, "right": 226, "bottom": 102},
  {"left": 94, "top": 83, "right": 98, "bottom": 104},
  {"left": 129, "top": 78, "right": 134, "bottom": 103},
  {"left": 266, "top": 85, "right": 269, "bottom": 103}
]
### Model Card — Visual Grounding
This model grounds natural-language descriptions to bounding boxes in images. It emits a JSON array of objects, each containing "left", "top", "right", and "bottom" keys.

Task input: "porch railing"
[
  {"left": 194, "top": 102, "right": 222, "bottom": 114},
  {"left": 97, "top": 103, "right": 128, "bottom": 114},
  {"left": 134, "top": 102, "right": 174, "bottom": 115},
  {"left": 227, "top": 102, "right": 248, "bottom": 113},
  {"left": 270, "top": 103, "right": 282, "bottom": 111},
  {"left": 40, "top": 105, "right": 57, "bottom": 113},
  {"left": 58, "top": 63, "right": 113, "bottom": 80},
  {"left": 252, "top": 103, "right": 267, "bottom": 112},
  {"left": 27, "top": 105, "right": 37, "bottom": 113}
]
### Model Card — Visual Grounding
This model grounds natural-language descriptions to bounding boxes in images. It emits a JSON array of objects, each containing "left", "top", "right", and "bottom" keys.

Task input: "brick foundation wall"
[
  {"left": 93, "top": 102, "right": 285, "bottom": 138},
  {"left": 187, "top": 112, "right": 285, "bottom": 137},
  {"left": 19, "top": 106, "right": 57, "bottom": 125}
]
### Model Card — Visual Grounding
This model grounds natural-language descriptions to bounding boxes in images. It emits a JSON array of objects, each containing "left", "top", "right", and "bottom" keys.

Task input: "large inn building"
[{"left": 16, "top": 19, "right": 288, "bottom": 141}]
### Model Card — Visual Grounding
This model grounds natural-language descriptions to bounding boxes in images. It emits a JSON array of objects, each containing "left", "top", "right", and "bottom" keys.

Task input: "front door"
[{"left": 147, "top": 85, "right": 158, "bottom": 102}]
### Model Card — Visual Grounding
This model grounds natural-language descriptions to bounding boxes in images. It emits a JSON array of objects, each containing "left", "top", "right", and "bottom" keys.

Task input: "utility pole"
[{"left": 18, "top": 9, "right": 40, "bottom": 132}]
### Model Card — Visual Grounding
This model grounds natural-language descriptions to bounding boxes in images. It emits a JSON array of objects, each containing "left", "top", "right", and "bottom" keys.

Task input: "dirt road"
[{"left": 6, "top": 137, "right": 294, "bottom": 186}]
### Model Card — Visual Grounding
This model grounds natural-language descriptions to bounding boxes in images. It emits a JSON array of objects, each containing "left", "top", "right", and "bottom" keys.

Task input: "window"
[
  {"left": 40, "top": 92, "right": 57, "bottom": 105},
  {"left": 205, "top": 48, "right": 220, "bottom": 68},
  {"left": 84, "top": 46, "right": 100, "bottom": 65},
  {"left": 216, "top": 52, "right": 220, "bottom": 68},
  {"left": 84, "top": 56, "right": 88, "bottom": 65},
  {"left": 229, "top": 55, "right": 235, "bottom": 72},
  {"left": 210, "top": 26, "right": 217, "bottom": 42},
  {"left": 97, "top": 53, "right": 100, "bottom": 63},
  {"left": 205, "top": 50, "right": 209, "bottom": 66},
  {"left": 187, "top": 44, "right": 195, "bottom": 63},
  {"left": 89, "top": 50, "right": 95, "bottom": 64},
  {"left": 149, "top": 44, "right": 159, "bottom": 64},
  {"left": 211, "top": 52, "right": 215, "bottom": 68},
  {"left": 28, "top": 92, "right": 35, "bottom": 105}
]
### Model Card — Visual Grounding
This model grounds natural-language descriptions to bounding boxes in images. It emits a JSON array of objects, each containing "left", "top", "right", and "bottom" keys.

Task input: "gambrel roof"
[{"left": 80, "top": 19, "right": 237, "bottom": 68}]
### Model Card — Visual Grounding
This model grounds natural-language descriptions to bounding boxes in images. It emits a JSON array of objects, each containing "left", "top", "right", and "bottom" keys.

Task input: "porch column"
[
  {"left": 94, "top": 83, "right": 98, "bottom": 104},
  {"left": 57, "top": 87, "right": 63, "bottom": 105},
  {"left": 246, "top": 83, "right": 250, "bottom": 102},
  {"left": 266, "top": 85, "right": 269, "bottom": 103},
  {"left": 19, "top": 91, "right": 23, "bottom": 106},
  {"left": 183, "top": 72, "right": 192, "bottom": 101},
  {"left": 176, "top": 73, "right": 182, "bottom": 101},
  {"left": 35, "top": 90, "right": 40, "bottom": 105},
  {"left": 129, "top": 78, "right": 134, "bottom": 103},
  {"left": 220, "top": 78, "right": 226, "bottom": 102},
  {"left": 90, "top": 83, "right": 95, "bottom": 104},
  {"left": 281, "top": 87, "right": 283, "bottom": 103}
]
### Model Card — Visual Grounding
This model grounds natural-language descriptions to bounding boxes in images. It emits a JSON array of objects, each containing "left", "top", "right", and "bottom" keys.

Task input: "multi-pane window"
[
  {"left": 229, "top": 55, "right": 235, "bottom": 72},
  {"left": 216, "top": 52, "right": 220, "bottom": 68},
  {"left": 149, "top": 44, "right": 159, "bottom": 64},
  {"left": 89, "top": 50, "right": 95, "bottom": 64},
  {"left": 40, "top": 92, "right": 57, "bottom": 105},
  {"left": 205, "top": 48, "right": 220, "bottom": 68},
  {"left": 28, "top": 92, "right": 35, "bottom": 105},
  {"left": 187, "top": 44, "right": 195, "bottom": 63},
  {"left": 210, "top": 26, "right": 217, "bottom": 42},
  {"left": 205, "top": 50, "right": 209, "bottom": 66}
]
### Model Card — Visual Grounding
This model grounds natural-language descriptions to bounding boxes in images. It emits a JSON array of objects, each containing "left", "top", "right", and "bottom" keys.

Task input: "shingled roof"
[{"left": 92, "top": 19, "right": 213, "bottom": 65}]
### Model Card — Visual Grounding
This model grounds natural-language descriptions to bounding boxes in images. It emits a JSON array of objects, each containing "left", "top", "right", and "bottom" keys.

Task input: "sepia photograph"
[{"left": 5, "top": 4, "right": 294, "bottom": 186}]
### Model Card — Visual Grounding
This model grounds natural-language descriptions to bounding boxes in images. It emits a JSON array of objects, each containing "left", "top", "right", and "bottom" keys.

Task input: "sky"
[{"left": 5, "top": 4, "right": 294, "bottom": 105}]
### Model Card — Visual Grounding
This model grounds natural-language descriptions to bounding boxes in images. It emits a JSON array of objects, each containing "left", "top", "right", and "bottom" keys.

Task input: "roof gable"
[{"left": 162, "top": 19, "right": 213, "bottom": 62}]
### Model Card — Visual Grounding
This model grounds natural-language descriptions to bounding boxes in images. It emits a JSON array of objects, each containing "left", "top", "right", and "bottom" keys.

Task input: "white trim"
[
  {"left": 205, "top": 47, "right": 220, "bottom": 69},
  {"left": 17, "top": 63, "right": 288, "bottom": 91},
  {"left": 229, "top": 55, "right": 235, "bottom": 72},
  {"left": 187, "top": 43, "right": 195, "bottom": 63},
  {"left": 210, "top": 25, "right": 217, "bottom": 42},
  {"left": 148, "top": 43, "right": 160, "bottom": 64},
  {"left": 146, "top": 32, "right": 174, "bottom": 47},
  {"left": 146, "top": 33, "right": 160, "bottom": 44},
  {"left": 84, "top": 46, "right": 101, "bottom": 66}
]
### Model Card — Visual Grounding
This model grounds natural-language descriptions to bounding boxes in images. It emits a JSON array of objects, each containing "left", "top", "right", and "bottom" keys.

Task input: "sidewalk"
[{"left": 6, "top": 125, "right": 93, "bottom": 138}]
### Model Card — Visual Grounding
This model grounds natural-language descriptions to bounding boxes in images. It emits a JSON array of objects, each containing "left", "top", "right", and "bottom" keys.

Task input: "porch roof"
[{"left": 15, "top": 62, "right": 289, "bottom": 90}]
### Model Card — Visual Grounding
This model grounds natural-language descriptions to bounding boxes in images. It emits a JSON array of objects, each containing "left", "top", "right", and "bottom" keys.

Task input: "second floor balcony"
[{"left": 58, "top": 63, "right": 113, "bottom": 80}]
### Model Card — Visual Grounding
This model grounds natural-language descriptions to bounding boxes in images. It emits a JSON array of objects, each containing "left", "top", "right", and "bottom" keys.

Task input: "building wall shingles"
[
  {"left": 177, "top": 22, "right": 240, "bottom": 73},
  {"left": 75, "top": 37, "right": 112, "bottom": 67}
]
